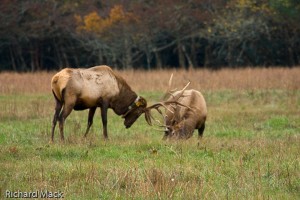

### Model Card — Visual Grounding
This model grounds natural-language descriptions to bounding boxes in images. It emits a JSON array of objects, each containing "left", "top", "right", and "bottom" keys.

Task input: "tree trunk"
[
  {"left": 146, "top": 50, "right": 151, "bottom": 70},
  {"left": 30, "top": 42, "right": 40, "bottom": 72},
  {"left": 16, "top": 44, "right": 27, "bottom": 71},
  {"left": 285, "top": 29, "right": 295, "bottom": 66},
  {"left": 227, "top": 43, "right": 233, "bottom": 67},
  {"left": 54, "top": 42, "right": 63, "bottom": 69},
  {"left": 191, "top": 37, "right": 197, "bottom": 67},
  {"left": 204, "top": 45, "right": 212, "bottom": 67},
  {"left": 181, "top": 45, "right": 194, "bottom": 70},
  {"left": 177, "top": 40, "right": 186, "bottom": 69},
  {"left": 98, "top": 48, "right": 103, "bottom": 65},
  {"left": 62, "top": 49, "right": 70, "bottom": 68},
  {"left": 9, "top": 46, "right": 17, "bottom": 71},
  {"left": 124, "top": 38, "right": 132, "bottom": 69},
  {"left": 154, "top": 51, "right": 162, "bottom": 69}
]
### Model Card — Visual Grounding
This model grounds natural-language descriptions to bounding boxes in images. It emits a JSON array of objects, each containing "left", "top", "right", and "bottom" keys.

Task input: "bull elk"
[
  {"left": 145, "top": 74, "right": 207, "bottom": 139},
  {"left": 50, "top": 65, "right": 148, "bottom": 142},
  {"left": 163, "top": 89, "right": 207, "bottom": 139}
]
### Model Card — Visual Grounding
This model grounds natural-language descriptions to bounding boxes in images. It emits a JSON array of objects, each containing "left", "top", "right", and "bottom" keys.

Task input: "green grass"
[{"left": 0, "top": 90, "right": 299, "bottom": 199}]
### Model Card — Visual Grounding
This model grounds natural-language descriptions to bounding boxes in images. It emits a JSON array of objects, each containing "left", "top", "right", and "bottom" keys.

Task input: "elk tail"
[{"left": 51, "top": 75, "right": 66, "bottom": 103}]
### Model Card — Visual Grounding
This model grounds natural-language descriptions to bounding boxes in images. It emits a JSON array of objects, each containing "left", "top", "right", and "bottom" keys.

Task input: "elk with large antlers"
[
  {"left": 145, "top": 75, "right": 207, "bottom": 139},
  {"left": 51, "top": 65, "right": 147, "bottom": 142},
  {"left": 163, "top": 89, "right": 207, "bottom": 139}
]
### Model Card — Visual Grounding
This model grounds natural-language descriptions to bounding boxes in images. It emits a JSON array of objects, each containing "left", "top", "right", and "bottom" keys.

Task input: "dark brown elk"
[
  {"left": 50, "top": 65, "right": 147, "bottom": 142},
  {"left": 144, "top": 75, "right": 207, "bottom": 140}
]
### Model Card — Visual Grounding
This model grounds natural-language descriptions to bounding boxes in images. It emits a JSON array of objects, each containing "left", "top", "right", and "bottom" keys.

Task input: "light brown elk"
[
  {"left": 145, "top": 75, "right": 207, "bottom": 139},
  {"left": 51, "top": 65, "right": 148, "bottom": 142},
  {"left": 163, "top": 89, "right": 207, "bottom": 139}
]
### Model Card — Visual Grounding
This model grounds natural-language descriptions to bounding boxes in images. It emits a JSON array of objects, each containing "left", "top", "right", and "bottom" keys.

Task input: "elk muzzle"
[{"left": 123, "top": 96, "right": 147, "bottom": 128}]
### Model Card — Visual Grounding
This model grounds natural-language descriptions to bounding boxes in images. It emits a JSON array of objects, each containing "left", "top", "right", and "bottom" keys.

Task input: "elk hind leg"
[
  {"left": 58, "top": 103, "right": 74, "bottom": 141},
  {"left": 84, "top": 107, "right": 96, "bottom": 138},
  {"left": 51, "top": 99, "right": 63, "bottom": 142}
]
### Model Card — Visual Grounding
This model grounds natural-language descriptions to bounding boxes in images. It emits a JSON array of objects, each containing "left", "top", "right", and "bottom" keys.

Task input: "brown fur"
[
  {"left": 164, "top": 89, "right": 207, "bottom": 139},
  {"left": 50, "top": 65, "right": 147, "bottom": 142}
]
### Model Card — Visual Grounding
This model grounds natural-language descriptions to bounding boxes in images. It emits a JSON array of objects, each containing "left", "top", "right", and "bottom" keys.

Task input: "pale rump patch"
[{"left": 51, "top": 69, "right": 71, "bottom": 101}]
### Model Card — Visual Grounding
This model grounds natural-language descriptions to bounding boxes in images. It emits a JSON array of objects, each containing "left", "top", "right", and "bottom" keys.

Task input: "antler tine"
[
  {"left": 168, "top": 73, "right": 173, "bottom": 88},
  {"left": 161, "top": 73, "right": 175, "bottom": 100},
  {"left": 182, "top": 81, "right": 190, "bottom": 92},
  {"left": 154, "top": 119, "right": 167, "bottom": 127},
  {"left": 171, "top": 81, "right": 190, "bottom": 101},
  {"left": 163, "top": 100, "right": 192, "bottom": 110},
  {"left": 152, "top": 128, "right": 167, "bottom": 132},
  {"left": 146, "top": 99, "right": 192, "bottom": 115},
  {"left": 145, "top": 77, "right": 192, "bottom": 127},
  {"left": 145, "top": 109, "right": 170, "bottom": 131},
  {"left": 146, "top": 102, "right": 175, "bottom": 114},
  {"left": 144, "top": 103, "right": 167, "bottom": 125}
]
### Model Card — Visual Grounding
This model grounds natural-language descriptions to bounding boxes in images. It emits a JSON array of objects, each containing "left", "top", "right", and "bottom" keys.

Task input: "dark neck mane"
[{"left": 110, "top": 74, "right": 137, "bottom": 115}]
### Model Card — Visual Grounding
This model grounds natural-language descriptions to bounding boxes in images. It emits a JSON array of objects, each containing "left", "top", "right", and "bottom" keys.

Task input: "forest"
[{"left": 0, "top": 0, "right": 300, "bottom": 71}]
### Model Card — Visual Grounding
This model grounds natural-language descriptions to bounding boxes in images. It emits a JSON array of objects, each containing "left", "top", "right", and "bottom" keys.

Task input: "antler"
[
  {"left": 144, "top": 104, "right": 166, "bottom": 126},
  {"left": 169, "top": 81, "right": 190, "bottom": 101},
  {"left": 144, "top": 80, "right": 191, "bottom": 126},
  {"left": 161, "top": 73, "right": 178, "bottom": 100}
]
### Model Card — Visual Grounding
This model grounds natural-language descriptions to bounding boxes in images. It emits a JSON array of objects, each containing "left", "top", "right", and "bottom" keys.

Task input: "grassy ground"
[{"left": 0, "top": 68, "right": 299, "bottom": 199}]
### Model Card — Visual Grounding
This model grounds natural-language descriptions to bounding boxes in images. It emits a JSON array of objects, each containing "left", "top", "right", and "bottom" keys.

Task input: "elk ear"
[{"left": 136, "top": 97, "right": 147, "bottom": 107}]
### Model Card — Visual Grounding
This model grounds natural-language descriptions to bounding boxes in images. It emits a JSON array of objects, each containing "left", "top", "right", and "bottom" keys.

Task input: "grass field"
[{"left": 0, "top": 67, "right": 299, "bottom": 199}]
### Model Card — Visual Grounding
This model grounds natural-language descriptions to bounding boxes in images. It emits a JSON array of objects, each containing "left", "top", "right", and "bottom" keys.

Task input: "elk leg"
[
  {"left": 58, "top": 104, "right": 74, "bottom": 141},
  {"left": 100, "top": 102, "right": 109, "bottom": 139},
  {"left": 198, "top": 123, "right": 205, "bottom": 139},
  {"left": 51, "top": 99, "right": 63, "bottom": 142},
  {"left": 84, "top": 107, "right": 96, "bottom": 138}
]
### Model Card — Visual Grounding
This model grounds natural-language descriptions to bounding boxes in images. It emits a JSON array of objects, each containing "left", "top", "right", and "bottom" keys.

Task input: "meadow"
[{"left": 0, "top": 67, "right": 299, "bottom": 199}]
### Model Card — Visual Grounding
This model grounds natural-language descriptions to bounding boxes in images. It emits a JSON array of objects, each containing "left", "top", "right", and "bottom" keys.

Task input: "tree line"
[{"left": 0, "top": 0, "right": 299, "bottom": 71}]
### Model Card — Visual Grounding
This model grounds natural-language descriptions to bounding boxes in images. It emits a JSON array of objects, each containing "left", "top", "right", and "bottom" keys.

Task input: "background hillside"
[{"left": 1, "top": 0, "right": 300, "bottom": 71}]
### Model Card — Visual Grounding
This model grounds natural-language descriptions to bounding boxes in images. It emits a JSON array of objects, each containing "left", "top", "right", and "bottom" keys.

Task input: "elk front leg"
[
  {"left": 100, "top": 102, "right": 109, "bottom": 139},
  {"left": 84, "top": 107, "right": 96, "bottom": 138}
]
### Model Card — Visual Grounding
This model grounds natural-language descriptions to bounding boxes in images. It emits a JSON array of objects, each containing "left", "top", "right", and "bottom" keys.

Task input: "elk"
[
  {"left": 145, "top": 75, "right": 207, "bottom": 140},
  {"left": 50, "top": 65, "right": 148, "bottom": 142},
  {"left": 163, "top": 89, "right": 207, "bottom": 139}
]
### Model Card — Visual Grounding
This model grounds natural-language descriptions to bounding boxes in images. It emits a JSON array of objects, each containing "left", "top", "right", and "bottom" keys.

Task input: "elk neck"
[
  {"left": 110, "top": 79, "right": 138, "bottom": 116},
  {"left": 121, "top": 96, "right": 141, "bottom": 117}
]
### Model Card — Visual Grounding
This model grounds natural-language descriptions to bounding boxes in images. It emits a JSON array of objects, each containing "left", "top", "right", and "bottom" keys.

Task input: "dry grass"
[
  {"left": 0, "top": 67, "right": 299, "bottom": 94},
  {"left": 0, "top": 67, "right": 299, "bottom": 199}
]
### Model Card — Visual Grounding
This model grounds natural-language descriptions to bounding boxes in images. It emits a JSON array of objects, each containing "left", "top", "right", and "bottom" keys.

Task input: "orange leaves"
[
  {"left": 75, "top": 5, "right": 138, "bottom": 35},
  {"left": 235, "top": 0, "right": 272, "bottom": 13},
  {"left": 75, "top": 12, "right": 108, "bottom": 34},
  {"left": 110, "top": 5, "right": 126, "bottom": 23}
]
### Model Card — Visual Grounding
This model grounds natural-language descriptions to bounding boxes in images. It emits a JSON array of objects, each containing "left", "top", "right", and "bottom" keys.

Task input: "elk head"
[
  {"left": 123, "top": 96, "right": 147, "bottom": 128},
  {"left": 143, "top": 79, "right": 192, "bottom": 135},
  {"left": 163, "top": 118, "right": 191, "bottom": 139}
]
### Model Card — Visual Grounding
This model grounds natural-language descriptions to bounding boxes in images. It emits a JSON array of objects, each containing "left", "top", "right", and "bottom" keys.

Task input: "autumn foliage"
[
  {"left": 0, "top": 0, "right": 299, "bottom": 71},
  {"left": 75, "top": 5, "right": 137, "bottom": 35}
]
